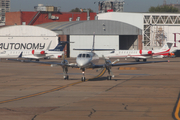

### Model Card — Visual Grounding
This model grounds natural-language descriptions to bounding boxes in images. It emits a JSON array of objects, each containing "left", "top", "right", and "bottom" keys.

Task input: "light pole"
[{"left": 80, "top": 9, "right": 90, "bottom": 20}]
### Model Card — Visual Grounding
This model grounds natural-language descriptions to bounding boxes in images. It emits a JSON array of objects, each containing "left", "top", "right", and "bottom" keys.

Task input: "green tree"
[
  {"left": 70, "top": 8, "right": 81, "bottom": 12},
  {"left": 70, "top": 8, "right": 94, "bottom": 12},
  {"left": 149, "top": 5, "right": 179, "bottom": 13}
]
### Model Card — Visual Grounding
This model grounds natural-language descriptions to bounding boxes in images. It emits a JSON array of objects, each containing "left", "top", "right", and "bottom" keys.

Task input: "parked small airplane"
[
  {"left": 104, "top": 41, "right": 174, "bottom": 62},
  {"left": 0, "top": 41, "right": 68, "bottom": 61},
  {"left": 8, "top": 34, "right": 169, "bottom": 81}
]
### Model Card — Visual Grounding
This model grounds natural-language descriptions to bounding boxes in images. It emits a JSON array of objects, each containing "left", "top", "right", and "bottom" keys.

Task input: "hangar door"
[
  {"left": 70, "top": 35, "right": 119, "bottom": 57},
  {"left": 119, "top": 35, "right": 138, "bottom": 50}
]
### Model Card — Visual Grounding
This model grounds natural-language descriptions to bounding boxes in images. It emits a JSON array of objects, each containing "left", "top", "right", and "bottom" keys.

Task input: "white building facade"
[
  {"left": 0, "top": 25, "right": 58, "bottom": 52},
  {"left": 98, "top": 12, "right": 180, "bottom": 51}
]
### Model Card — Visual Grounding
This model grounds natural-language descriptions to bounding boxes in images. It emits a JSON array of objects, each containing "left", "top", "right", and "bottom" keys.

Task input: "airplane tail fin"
[
  {"left": 49, "top": 41, "right": 69, "bottom": 51},
  {"left": 160, "top": 41, "right": 174, "bottom": 51},
  {"left": 18, "top": 52, "right": 23, "bottom": 58}
]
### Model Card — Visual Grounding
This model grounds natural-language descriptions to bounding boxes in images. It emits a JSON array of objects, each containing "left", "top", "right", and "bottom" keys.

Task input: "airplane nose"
[{"left": 76, "top": 58, "right": 90, "bottom": 67}]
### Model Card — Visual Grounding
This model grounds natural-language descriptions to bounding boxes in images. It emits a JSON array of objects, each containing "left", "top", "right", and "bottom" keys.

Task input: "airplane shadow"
[
  {"left": 88, "top": 77, "right": 107, "bottom": 81},
  {"left": 168, "top": 61, "right": 180, "bottom": 62},
  {"left": 88, "top": 77, "right": 121, "bottom": 81}
]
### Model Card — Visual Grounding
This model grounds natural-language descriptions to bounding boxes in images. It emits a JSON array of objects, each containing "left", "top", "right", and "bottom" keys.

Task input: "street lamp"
[{"left": 80, "top": 8, "right": 90, "bottom": 20}]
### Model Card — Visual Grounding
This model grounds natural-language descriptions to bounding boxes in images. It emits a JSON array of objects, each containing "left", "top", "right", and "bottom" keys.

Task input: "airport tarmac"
[{"left": 0, "top": 57, "right": 179, "bottom": 120}]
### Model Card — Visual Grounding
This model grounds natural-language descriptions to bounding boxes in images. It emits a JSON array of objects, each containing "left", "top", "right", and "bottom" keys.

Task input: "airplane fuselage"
[
  {"left": 0, "top": 50, "right": 31, "bottom": 58},
  {"left": 76, "top": 52, "right": 99, "bottom": 68},
  {"left": 0, "top": 50, "right": 64, "bottom": 59},
  {"left": 105, "top": 49, "right": 170, "bottom": 59}
]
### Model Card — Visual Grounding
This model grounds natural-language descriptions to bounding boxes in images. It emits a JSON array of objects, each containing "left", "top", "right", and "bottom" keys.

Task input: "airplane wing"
[
  {"left": 91, "top": 60, "right": 169, "bottom": 68},
  {"left": 21, "top": 56, "right": 44, "bottom": 59},
  {"left": 132, "top": 56, "right": 148, "bottom": 59},
  {"left": 8, "top": 58, "right": 168, "bottom": 68},
  {"left": 7, "top": 59, "right": 79, "bottom": 68}
]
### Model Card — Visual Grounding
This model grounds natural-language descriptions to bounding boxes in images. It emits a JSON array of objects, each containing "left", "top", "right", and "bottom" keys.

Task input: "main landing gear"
[
  {"left": 135, "top": 58, "right": 140, "bottom": 62},
  {"left": 63, "top": 67, "right": 69, "bottom": 80},
  {"left": 107, "top": 68, "right": 112, "bottom": 80},
  {"left": 81, "top": 68, "right": 86, "bottom": 82}
]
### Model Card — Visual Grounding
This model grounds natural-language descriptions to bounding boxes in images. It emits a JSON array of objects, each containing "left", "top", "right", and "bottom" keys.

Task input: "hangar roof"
[
  {"left": 37, "top": 20, "right": 142, "bottom": 35},
  {"left": 0, "top": 25, "right": 57, "bottom": 36}
]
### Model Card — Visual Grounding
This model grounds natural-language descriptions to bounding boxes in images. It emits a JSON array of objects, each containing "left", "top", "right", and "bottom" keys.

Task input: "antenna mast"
[{"left": 163, "top": 0, "right": 166, "bottom": 5}]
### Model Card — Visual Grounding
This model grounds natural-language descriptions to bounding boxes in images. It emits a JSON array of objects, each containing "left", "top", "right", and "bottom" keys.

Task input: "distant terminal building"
[
  {"left": 0, "top": 0, "right": 10, "bottom": 24},
  {"left": 98, "top": 0, "right": 125, "bottom": 13},
  {"left": 170, "top": 4, "right": 180, "bottom": 12},
  {"left": 5, "top": 4, "right": 97, "bottom": 26},
  {"left": 163, "top": 0, "right": 180, "bottom": 12},
  {"left": 34, "top": 4, "right": 59, "bottom": 12}
]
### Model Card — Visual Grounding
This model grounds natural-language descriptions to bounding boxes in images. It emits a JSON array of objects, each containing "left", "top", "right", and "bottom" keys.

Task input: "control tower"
[{"left": 98, "top": 0, "right": 125, "bottom": 13}]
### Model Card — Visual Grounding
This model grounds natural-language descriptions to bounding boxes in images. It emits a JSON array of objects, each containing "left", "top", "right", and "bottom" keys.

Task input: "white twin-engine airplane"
[
  {"left": 104, "top": 41, "right": 174, "bottom": 62},
  {"left": 8, "top": 34, "right": 169, "bottom": 81},
  {"left": 0, "top": 41, "right": 68, "bottom": 60}
]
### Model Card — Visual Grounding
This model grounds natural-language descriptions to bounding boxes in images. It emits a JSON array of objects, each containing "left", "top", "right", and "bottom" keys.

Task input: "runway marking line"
[
  {"left": 172, "top": 92, "right": 180, "bottom": 120},
  {"left": 118, "top": 67, "right": 140, "bottom": 70},
  {"left": 0, "top": 68, "right": 106, "bottom": 104}
]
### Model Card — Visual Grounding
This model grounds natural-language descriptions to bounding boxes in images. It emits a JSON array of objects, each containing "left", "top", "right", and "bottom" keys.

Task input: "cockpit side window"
[
  {"left": 110, "top": 51, "right": 115, "bottom": 53},
  {"left": 78, "top": 54, "right": 82, "bottom": 58},
  {"left": 86, "top": 54, "right": 90, "bottom": 58}
]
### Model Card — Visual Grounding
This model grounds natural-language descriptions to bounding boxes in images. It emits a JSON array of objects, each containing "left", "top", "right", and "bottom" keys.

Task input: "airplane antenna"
[{"left": 163, "top": 0, "right": 166, "bottom": 5}]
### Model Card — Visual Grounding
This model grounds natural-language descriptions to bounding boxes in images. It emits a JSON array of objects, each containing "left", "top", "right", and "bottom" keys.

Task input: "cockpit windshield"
[
  {"left": 78, "top": 54, "right": 91, "bottom": 58},
  {"left": 82, "top": 54, "right": 86, "bottom": 57}
]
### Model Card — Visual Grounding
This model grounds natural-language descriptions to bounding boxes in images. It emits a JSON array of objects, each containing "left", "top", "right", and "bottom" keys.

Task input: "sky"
[{"left": 10, "top": 0, "right": 180, "bottom": 13}]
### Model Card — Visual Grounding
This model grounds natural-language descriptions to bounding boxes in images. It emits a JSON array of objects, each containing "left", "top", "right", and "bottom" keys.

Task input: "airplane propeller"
[
  {"left": 61, "top": 54, "right": 69, "bottom": 80},
  {"left": 102, "top": 55, "right": 114, "bottom": 80}
]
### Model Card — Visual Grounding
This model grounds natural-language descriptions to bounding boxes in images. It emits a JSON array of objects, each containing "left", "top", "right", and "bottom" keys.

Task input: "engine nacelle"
[
  {"left": 32, "top": 50, "right": 46, "bottom": 55},
  {"left": 61, "top": 60, "right": 69, "bottom": 65},
  {"left": 147, "top": 51, "right": 153, "bottom": 55}
]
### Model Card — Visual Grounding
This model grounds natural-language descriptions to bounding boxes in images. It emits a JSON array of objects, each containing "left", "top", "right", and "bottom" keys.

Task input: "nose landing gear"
[{"left": 81, "top": 68, "right": 86, "bottom": 82}]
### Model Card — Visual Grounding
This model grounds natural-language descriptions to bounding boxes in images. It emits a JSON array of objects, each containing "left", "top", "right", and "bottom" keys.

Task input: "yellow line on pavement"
[
  {"left": 119, "top": 67, "right": 140, "bottom": 70},
  {"left": 173, "top": 93, "right": 180, "bottom": 120},
  {"left": 175, "top": 99, "right": 180, "bottom": 120},
  {"left": 0, "top": 68, "right": 107, "bottom": 104}
]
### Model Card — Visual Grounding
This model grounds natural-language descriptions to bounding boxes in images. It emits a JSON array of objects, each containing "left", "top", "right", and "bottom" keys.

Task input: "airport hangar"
[
  {"left": 37, "top": 20, "right": 142, "bottom": 57},
  {"left": 0, "top": 20, "right": 142, "bottom": 58}
]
